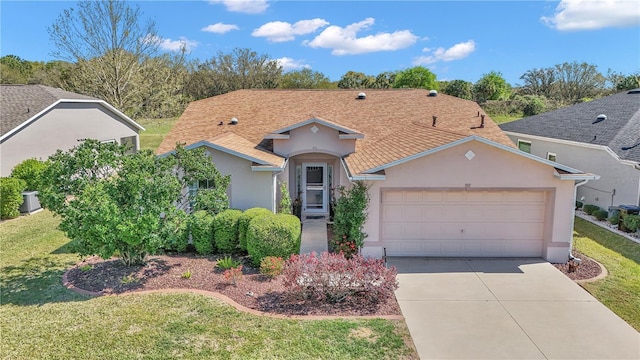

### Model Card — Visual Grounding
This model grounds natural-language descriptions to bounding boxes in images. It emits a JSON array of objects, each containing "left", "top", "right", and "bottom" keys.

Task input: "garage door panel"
[{"left": 381, "top": 190, "right": 546, "bottom": 258}]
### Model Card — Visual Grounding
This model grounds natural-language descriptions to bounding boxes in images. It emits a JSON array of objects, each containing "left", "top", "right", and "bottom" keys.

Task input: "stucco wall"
[
  {"left": 507, "top": 134, "right": 640, "bottom": 208},
  {"left": 203, "top": 146, "right": 275, "bottom": 211},
  {"left": 1, "top": 103, "right": 140, "bottom": 176},
  {"left": 360, "top": 140, "right": 576, "bottom": 263},
  {"left": 273, "top": 123, "right": 356, "bottom": 157}
]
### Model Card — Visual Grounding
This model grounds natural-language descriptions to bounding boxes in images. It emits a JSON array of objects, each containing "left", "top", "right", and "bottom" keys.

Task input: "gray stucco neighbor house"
[
  {"left": 500, "top": 89, "right": 640, "bottom": 209},
  {"left": 0, "top": 84, "right": 144, "bottom": 176}
]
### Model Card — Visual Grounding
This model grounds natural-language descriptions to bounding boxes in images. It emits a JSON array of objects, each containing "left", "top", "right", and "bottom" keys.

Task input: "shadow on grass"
[
  {"left": 0, "top": 256, "right": 88, "bottom": 306},
  {"left": 50, "top": 240, "right": 79, "bottom": 255}
]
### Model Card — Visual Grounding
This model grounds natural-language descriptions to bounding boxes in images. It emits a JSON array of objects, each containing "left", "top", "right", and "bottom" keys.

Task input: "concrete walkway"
[
  {"left": 389, "top": 257, "right": 640, "bottom": 360},
  {"left": 299, "top": 220, "right": 328, "bottom": 254}
]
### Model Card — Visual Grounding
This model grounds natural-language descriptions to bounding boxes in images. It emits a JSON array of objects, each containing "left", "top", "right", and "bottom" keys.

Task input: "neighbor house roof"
[
  {"left": 0, "top": 84, "right": 144, "bottom": 140},
  {"left": 158, "top": 89, "right": 516, "bottom": 174},
  {"left": 500, "top": 89, "right": 640, "bottom": 163}
]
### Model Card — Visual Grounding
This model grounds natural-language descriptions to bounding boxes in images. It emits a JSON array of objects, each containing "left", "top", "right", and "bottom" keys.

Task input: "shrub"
[
  {"left": 260, "top": 256, "right": 285, "bottom": 277},
  {"left": 593, "top": 209, "right": 608, "bottom": 221},
  {"left": 160, "top": 210, "right": 189, "bottom": 252},
  {"left": 623, "top": 214, "right": 640, "bottom": 233},
  {"left": 582, "top": 204, "right": 600, "bottom": 215},
  {"left": 277, "top": 181, "right": 292, "bottom": 214},
  {"left": 237, "top": 208, "right": 273, "bottom": 251},
  {"left": 213, "top": 209, "right": 243, "bottom": 253},
  {"left": 332, "top": 181, "right": 370, "bottom": 249},
  {"left": 189, "top": 210, "right": 215, "bottom": 255},
  {"left": 282, "top": 252, "right": 399, "bottom": 304},
  {"left": 330, "top": 235, "right": 358, "bottom": 259},
  {"left": 223, "top": 265, "right": 243, "bottom": 285},
  {"left": 246, "top": 213, "right": 301, "bottom": 266},
  {"left": 216, "top": 255, "right": 242, "bottom": 270},
  {"left": 11, "top": 158, "right": 47, "bottom": 191},
  {"left": 575, "top": 201, "right": 583, "bottom": 210},
  {"left": 609, "top": 214, "right": 620, "bottom": 225},
  {"left": 0, "top": 177, "right": 26, "bottom": 219}
]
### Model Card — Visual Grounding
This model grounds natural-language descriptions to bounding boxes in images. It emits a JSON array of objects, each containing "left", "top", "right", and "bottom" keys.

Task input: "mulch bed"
[
  {"left": 552, "top": 251, "right": 603, "bottom": 281},
  {"left": 65, "top": 253, "right": 402, "bottom": 317}
]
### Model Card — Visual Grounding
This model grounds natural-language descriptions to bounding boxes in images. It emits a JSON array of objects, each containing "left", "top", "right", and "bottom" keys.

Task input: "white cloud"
[
  {"left": 252, "top": 19, "right": 329, "bottom": 42},
  {"left": 209, "top": 0, "right": 268, "bottom": 14},
  {"left": 304, "top": 18, "right": 418, "bottom": 55},
  {"left": 413, "top": 40, "right": 476, "bottom": 65},
  {"left": 202, "top": 23, "right": 239, "bottom": 34},
  {"left": 542, "top": 0, "right": 640, "bottom": 31},
  {"left": 159, "top": 37, "right": 198, "bottom": 52},
  {"left": 277, "top": 57, "right": 311, "bottom": 72}
]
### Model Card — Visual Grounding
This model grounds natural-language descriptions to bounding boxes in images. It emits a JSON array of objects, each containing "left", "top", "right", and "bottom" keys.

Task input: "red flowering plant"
[
  {"left": 330, "top": 235, "right": 358, "bottom": 259},
  {"left": 223, "top": 265, "right": 243, "bottom": 285},
  {"left": 260, "top": 256, "right": 285, "bottom": 278}
]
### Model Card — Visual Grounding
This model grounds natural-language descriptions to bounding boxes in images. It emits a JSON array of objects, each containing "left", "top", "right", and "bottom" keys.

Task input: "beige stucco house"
[
  {"left": 500, "top": 89, "right": 640, "bottom": 210},
  {"left": 0, "top": 84, "right": 144, "bottom": 176},
  {"left": 158, "top": 89, "right": 597, "bottom": 263}
]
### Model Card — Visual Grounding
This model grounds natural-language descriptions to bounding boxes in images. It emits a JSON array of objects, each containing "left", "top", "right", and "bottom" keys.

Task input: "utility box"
[{"left": 19, "top": 191, "right": 41, "bottom": 214}]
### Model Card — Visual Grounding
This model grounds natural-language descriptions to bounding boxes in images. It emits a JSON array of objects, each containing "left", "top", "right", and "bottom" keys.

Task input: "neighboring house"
[
  {"left": 158, "top": 89, "right": 596, "bottom": 263},
  {"left": 500, "top": 89, "right": 640, "bottom": 210},
  {"left": 0, "top": 84, "right": 144, "bottom": 176}
]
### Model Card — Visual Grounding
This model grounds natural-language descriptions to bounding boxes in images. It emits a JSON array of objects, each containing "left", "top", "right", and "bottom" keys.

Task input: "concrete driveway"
[{"left": 389, "top": 257, "right": 640, "bottom": 360}]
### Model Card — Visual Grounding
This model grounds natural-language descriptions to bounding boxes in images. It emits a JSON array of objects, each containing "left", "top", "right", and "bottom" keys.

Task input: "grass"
[
  {"left": 0, "top": 211, "right": 417, "bottom": 359},
  {"left": 490, "top": 114, "right": 522, "bottom": 124},
  {"left": 136, "top": 117, "right": 178, "bottom": 152},
  {"left": 573, "top": 217, "right": 640, "bottom": 331}
]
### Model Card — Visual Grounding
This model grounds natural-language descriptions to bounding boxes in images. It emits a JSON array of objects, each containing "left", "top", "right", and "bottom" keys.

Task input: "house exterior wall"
[
  {"left": 203, "top": 146, "right": 275, "bottom": 211},
  {"left": 273, "top": 123, "right": 356, "bottom": 157},
  {"left": 0, "top": 103, "right": 140, "bottom": 176},
  {"left": 506, "top": 134, "right": 640, "bottom": 208},
  {"left": 360, "top": 140, "right": 577, "bottom": 264}
]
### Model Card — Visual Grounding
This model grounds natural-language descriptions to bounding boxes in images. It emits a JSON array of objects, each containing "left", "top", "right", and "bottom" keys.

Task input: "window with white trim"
[
  {"left": 546, "top": 152, "right": 557, "bottom": 162},
  {"left": 120, "top": 136, "right": 137, "bottom": 154},
  {"left": 517, "top": 140, "right": 532, "bottom": 153}
]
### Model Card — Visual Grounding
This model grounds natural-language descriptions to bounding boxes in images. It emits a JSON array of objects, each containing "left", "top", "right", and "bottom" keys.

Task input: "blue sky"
[{"left": 1, "top": 0, "right": 639, "bottom": 85}]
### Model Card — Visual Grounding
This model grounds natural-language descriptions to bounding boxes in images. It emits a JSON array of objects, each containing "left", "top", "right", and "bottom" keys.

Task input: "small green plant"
[
  {"left": 278, "top": 181, "right": 292, "bottom": 215},
  {"left": 582, "top": 204, "right": 600, "bottom": 215},
  {"left": 181, "top": 270, "right": 192, "bottom": 279},
  {"left": 260, "top": 256, "right": 285, "bottom": 278},
  {"left": 216, "top": 256, "right": 241, "bottom": 270},
  {"left": 609, "top": 214, "right": 620, "bottom": 225},
  {"left": 79, "top": 264, "right": 93, "bottom": 272},
  {"left": 0, "top": 177, "right": 27, "bottom": 219},
  {"left": 623, "top": 214, "right": 640, "bottom": 232},
  {"left": 223, "top": 265, "right": 243, "bottom": 285},
  {"left": 120, "top": 275, "right": 138, "bottom": 284},
  {"left": 593, "top": 209, "right": 608, "bottom": 221}
]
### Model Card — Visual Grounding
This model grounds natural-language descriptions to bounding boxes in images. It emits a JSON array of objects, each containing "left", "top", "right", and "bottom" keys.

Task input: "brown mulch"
[
  {"left": 65, "top": 253, "right": 402, "bottom": 317},
  {"left": 552, "top": 251, "right": 603, "bottom": 281}
]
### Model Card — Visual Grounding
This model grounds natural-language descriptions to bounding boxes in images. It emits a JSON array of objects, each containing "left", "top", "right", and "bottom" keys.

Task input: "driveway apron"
[{"left": 389, "top": 258, "right": 640, "bottom": 360}]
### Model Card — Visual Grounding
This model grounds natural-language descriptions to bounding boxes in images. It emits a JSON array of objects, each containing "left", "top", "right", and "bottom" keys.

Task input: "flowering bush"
[
  {"left": 260, "top": 256, "right": 285, "bottom": 278},
  {"left": 282, "top": 252, "right": 398, "bottom": 304},
  {"left": 223, "top": 265, "right": 243, "bottom": 285},
  {"left": 330, "top": 235, "right": 358, "bottom": 259}
]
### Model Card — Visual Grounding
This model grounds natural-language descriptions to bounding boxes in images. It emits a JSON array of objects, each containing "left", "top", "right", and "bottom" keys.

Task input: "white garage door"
[{"left": 381, "top": 190, "right": 546, "bottom": 257}]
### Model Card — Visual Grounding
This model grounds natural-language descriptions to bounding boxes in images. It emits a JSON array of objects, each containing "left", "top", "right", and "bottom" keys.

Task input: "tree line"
[{"left": 1, "top": 0, "right": 638, "bottom": 120}]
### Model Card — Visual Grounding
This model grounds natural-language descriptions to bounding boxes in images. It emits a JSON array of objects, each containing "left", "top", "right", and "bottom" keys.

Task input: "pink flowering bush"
[{"left": 282, "top": 252, "right": 398, "bottom": 304}]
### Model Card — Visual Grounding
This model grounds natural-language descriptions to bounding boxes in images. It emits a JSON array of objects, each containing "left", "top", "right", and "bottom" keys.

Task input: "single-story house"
[
  {"left": 157, "top": 89, "right": 597, "bottom": 263},
  {"left": 500, "top": 89, "right": 640, "bottom": 210},
  {"left": 0, "top": 84, "right": 144, "bottom": 176}
]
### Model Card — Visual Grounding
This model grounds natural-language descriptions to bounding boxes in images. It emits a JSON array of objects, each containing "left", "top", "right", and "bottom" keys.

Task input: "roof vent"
[
  {"left": 230, "top": 117, "right": 238, "bottom": 125},
  {"left": 592, "top": 114, "right": 606, "bottom": 124},
  {"left": 428, "top": 90, "right": 438, "bottom": 97},
  {"left": 357, "top": 92, "right": 366, "bottom": 100},
  {"left": 627, "top": 88, "right": 640, "bottom": 94}
]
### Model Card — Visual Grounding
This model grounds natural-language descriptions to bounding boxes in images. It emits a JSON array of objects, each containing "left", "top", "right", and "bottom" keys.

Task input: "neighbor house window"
[
  {"left": 188, "top": 179, "right": 217, "bottom": 212},
  {"left": 517, "top": 140, "right": 532, "bottom": 153},
  {"left": 546, "top": 152, "right": 557, "bottom": 162},
  {"left": 120, "top": 136, "right": 137, "bottom": 154}
]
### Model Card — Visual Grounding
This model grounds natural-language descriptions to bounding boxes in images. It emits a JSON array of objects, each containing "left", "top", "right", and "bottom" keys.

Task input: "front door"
[{"left": 302, "top": 163, "right": 327, "bottom": 213}]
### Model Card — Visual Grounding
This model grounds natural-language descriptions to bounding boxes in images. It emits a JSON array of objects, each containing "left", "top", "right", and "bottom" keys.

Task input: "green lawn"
[
  {"left": 136, "top": 117, "right": 178, "bottom": 152},
  {"left": 573, "top": 217, "right": 640, "bottom": 331},
  {"left": 0, "top": 211, "right": 417, "bottom": 359}
]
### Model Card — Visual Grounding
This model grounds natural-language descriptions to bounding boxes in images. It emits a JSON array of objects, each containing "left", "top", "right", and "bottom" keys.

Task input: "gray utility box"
[{"left": 20, "top": 191, "right": 41, "bottom": 213}]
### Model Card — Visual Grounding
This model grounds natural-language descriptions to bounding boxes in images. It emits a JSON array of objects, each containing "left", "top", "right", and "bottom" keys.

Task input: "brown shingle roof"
[
  {"left": 0, "top": 84, "right": 97, "bottom": 136},
  {"left": 206, "top": 132, "right": 285, "bottom": 166},
  {"left": 158, "top": 89, "right": 516, "bottom": 174}
]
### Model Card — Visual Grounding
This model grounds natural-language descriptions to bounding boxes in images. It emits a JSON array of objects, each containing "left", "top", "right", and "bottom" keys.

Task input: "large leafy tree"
[
  {"left": 474, "top": 71, "right": 511, "bottom": 102},
  {"left": 279, "top": 68, "right": 334, "bottom": 89},
  {"left": 441, "top": 79, "right": 474, "bottom": 100},
  {"left": 337, "top": 71, "right": 374, "bottom": 89},
  {"left": 39, "top": 140, "right": 229, "bottom": 266},
  {"left": 519, "top": 67, "right": 557, "bottom": 99},
  {"left": 393, "top": 66, "right": 438, "bottom": 90},
  {"left": 553, "top": 62, "right": 605, "bottom": 103}
]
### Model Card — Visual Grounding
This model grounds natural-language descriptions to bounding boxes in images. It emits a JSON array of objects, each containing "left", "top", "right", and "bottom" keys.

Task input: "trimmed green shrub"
[
  {"left": 213, "top": 209, "right": 243, "bottom": 253},
  {"left": 160, "top": 210, "right": 189, "bottom": 252},
  {"left": 277, "top": 181, "right": 292, "bottom": 214},
  {"left": 609, "top": 215, "right": 620, "bottom": 225},
  {"left": 0, "top": 177, "right": 26, "bottom": 219},
  {"left": 623, "top": 214, "right": 640, "bottom": 233},
  {"left": 190, "top": 210, "right": 215, "bottom": 255},
  {"left": 593, "top": 209, "right": 608, "bottom": 221},
  {"left": 582, "top": 204, "right": 600, "bottom": 215},
  {"left": 246, "top": 213, "right": 301, "bottom": 266},
  {"left": 11, "top": 158, "right": 47, "bottom": 191},
  {"left": 237, "top": 207, "right": 273, "bottom": 251}
]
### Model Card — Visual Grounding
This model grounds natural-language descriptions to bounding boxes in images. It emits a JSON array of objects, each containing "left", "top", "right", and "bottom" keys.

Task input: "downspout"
[
  {"left": 272, "top": 158, "right": 289, "bottom": 213},
  {"left": 569, "top": 179, "right": 591, "bottom": 263}
]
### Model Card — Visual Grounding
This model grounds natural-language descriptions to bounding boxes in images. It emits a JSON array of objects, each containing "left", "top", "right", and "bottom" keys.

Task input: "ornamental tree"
[{"left": 39, "top": 140, "right": 229, "bottom": 266}]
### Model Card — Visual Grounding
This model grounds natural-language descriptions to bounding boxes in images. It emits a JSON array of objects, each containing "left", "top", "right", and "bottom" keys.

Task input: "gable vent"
[
  {"left": 357, "top": 92, "right": 366, "bottom": 100},
  {"left": 627, "top": 89, "right": 640, "bottom": 94},
  {"left": 592, "top": 114, "right": 606, "bottom": 124}
]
